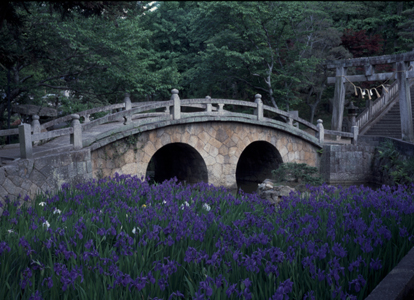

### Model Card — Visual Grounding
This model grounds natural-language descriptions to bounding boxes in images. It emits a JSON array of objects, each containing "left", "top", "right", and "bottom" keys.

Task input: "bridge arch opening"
[
  {"left": 236, "top": 141, "right": 283, "bottom": 191},
  {"left": 145, "top": 143, "right": 208, "bottom": 184}
]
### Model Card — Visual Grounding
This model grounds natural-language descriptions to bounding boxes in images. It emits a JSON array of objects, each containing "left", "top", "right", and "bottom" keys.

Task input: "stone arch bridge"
[{"left": 0, "top": 90, "right": 358, "bottom": 202}]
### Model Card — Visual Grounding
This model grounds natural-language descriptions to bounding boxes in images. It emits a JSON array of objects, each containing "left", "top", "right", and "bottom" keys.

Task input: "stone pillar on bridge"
[
  {"left": 316, "top": 119, "right": 324, "bottom": 144},
  {"left": 205, "top": 96, "right": 212, "bottom": 112},
  {"left": 218, "top": 103, "right": 224, "bottom": 114},
  {"left": 19, "top": 123, "right": 32, "bottom": 159},
  {"left": 31, "top": 115, "right": 40, "bottom": 135},
  {"left": 31, "top": 114, "right": 41, "bottom": 146},
  {"left": 254, "top": 94, "right": 263, "bottom": 121},
  {"left": 123, "top": 93, "right": 132, "bottom": 125},
  {"left": 171, "top": 89, "right": 180, "bottom": 120},
  {"left": 70, "top": 114, "right": 82, "bottom": 150}
]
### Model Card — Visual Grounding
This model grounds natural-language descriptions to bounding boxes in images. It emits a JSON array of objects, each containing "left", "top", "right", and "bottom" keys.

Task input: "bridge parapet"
[{"left": 0, "top": 89, "right": 359, "bottom": 159}]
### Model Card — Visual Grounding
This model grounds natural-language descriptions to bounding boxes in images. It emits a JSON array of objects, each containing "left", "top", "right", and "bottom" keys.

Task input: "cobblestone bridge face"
[{"left": 91, "top": 122, "right": 320, "bottom": 189}]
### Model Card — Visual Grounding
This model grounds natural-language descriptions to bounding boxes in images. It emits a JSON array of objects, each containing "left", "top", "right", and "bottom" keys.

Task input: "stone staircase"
[{"left": 362, "top": 85, "right": 414, "bottom": 139}]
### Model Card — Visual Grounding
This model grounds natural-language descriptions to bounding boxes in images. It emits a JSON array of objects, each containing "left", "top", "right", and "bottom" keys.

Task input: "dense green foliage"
[
  {"left": 272, "top": 162, "right": 324, "bottom": 186},
  {"left": 375, "top": 140, "right": 414, "bottom": 186},
  {"left": 1, "top": 1, "right": 414, "bottom": 130}
]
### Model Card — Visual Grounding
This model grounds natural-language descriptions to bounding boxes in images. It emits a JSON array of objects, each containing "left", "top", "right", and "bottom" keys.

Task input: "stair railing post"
[
  {"left": 316, "top": 119, "right": 324, "bottom": 144},
  {"left": 171, "top": 89, "right": 180, "bottom": 120},
  {"left": 70, "top": 114, "right": 82, "bottom": 150},
  {"left": 351, "top": 126, "right": 359, "bottom": 145},
  {"left": 19, "top": 123, "right": 32, "bottom": 159},
  {"left": 254, "top": 94, "right": 263, "bottom": 121}
]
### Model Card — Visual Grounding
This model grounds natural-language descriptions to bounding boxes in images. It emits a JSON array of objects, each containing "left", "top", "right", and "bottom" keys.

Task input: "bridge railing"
[{"left": 2, "top": 89, "right": 360, "bottom": 159}]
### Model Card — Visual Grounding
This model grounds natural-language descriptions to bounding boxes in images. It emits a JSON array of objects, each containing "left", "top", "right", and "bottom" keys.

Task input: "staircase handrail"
[{"left": 355, "top": 80, "right": 399, "bottom": 131}]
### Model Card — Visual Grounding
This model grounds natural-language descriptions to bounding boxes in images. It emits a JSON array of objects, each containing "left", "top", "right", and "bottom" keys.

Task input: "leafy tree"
[
  {"left": 178, "top": 2, "right": 329, "bottom": 109},
  {"left": 341, "top": 29, "right": 384, "bottom": 58},
  {"left": 0, "top": 1, "right": 180, "bottom": 131},
  {"left": 398, "top": 6, "right": 414, "bottom": 50}
]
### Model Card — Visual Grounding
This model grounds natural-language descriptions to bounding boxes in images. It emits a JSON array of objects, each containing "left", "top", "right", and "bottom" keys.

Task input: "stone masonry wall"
[
  {"left": 320, "top": 144, "right": 376, "bottom": 185},
  {"left": 320, "top": 136, "right": 414, "bottom": 186},
  {"left": 0, "top": 149, "right": 93, "bottom": 213},
  {"left": 91, "top": 122, "right": 320, "bottom": 189}
]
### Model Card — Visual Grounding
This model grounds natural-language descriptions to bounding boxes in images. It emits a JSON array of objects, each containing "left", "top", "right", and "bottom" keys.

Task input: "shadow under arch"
[
  {"left": 145, "top": 142, "right": 208, "bottom": 184},
  {"left": 236, "top": 141, "right": 283, "bottom": 191}
]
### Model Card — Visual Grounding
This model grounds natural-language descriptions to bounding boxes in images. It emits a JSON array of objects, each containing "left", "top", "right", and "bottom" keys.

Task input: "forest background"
[{"left": 1, "top": 1, "right": 414, "bottom": 132}]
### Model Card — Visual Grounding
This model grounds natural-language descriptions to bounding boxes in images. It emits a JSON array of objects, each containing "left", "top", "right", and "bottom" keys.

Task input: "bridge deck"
[{"left": 0, "top": 118, "right": 128, "bottom": 162}]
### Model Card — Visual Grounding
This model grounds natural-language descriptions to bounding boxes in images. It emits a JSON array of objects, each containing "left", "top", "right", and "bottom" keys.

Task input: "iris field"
[{"left": 1, "top": 173, "right": 414, "bottom": 299}]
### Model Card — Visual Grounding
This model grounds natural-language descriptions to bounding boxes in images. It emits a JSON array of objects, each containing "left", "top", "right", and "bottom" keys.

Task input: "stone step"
[{"left": 362, "top": 84, "right": 414, "bottom": 139}]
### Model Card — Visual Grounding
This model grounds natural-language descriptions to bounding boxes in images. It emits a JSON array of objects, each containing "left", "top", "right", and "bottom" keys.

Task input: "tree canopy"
[{"left": 1, "top": 1, "right": 414, "bottom": 130}]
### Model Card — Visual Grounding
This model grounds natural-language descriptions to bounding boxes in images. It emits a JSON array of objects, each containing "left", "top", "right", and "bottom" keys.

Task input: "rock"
[{"left": 257, "top": 180, "right": 296, "bottom": 208}]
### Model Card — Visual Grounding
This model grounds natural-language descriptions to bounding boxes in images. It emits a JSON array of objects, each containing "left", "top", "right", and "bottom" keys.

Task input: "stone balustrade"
[{"left": 1, "top": 89, "right": 360, "bottom": 159}]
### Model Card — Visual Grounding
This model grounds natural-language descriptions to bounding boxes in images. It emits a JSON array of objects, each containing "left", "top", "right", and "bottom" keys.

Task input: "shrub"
[
  {"left": 375, "top": 140, "right": 414, "bottom": 186},
  {"left": 272, "top": 162, "right": 324, "bottom": 186}
]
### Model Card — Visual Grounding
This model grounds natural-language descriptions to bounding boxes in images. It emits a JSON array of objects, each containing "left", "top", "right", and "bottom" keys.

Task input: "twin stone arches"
[{"left": 91, "top": 121, "right": 320, "bottom": 189}]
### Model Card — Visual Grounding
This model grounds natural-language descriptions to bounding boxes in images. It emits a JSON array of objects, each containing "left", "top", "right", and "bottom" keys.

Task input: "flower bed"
[{"left": 1, "top": 174, "right": 414, "bottom": 299}]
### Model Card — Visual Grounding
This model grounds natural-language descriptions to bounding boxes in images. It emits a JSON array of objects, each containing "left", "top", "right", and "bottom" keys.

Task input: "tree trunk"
[
  {"left": 269, "top": 87, "right": 278, "bottom": 109},
  {"left": 307, "top": 85, "right": 325, "bottom": 124}
]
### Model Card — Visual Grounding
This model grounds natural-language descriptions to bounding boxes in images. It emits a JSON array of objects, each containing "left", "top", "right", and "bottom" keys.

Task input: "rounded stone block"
[
  {"left": 219, "top": 145, "right": 228, "bottom": 155},
  {"left": 198, "top": 131, "right": 211, "bottom": 143},
  {"left": 216, "top": 154, "right": 225, "bottom": 164},
  {"left": 209, "top": 146, "right": 219, "bottom": 157},
  {"left": 209, "top": 137, "right": 222, "bottom": 149},
  {"left": 121, "top": 163, "right": 136, "bottom": 175},
  {"left": 204, "top": 143, "right": 211, "bottom": 153},
  {"left": 229, "top": 147, "right": 238, "bottom": 157},
  {"left": 171, "top": 134, "right": 181, "bottom": 143},
  {"left": 143, "top": 141, "right": 156, "bottom": 156},
  {"left": 188, "top": 135, "right": 199, "bottom": 147},
  {"left": 159, "top": 134, "right": 171, "bottom": 146},
  {"left": 205, "top": 156, "right": 216, "bottom": 166},
  {"left": 181, "top": 131, "right": 191, "bottom": 144},
  {"left": 196, "top": 139, "right": 205, "bottom": 151},
  {"left": 124, "top": 149, "right": 136, "bottom": 164}
]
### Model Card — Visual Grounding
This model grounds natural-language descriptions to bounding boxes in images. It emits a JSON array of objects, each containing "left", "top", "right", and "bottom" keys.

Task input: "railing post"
[
  {"left": 351, "top": 126, "right": 359, "bottom": 145},
  {"left": 205, "top": 96, "right": 212, "bottom": 112},
  {"left": 254, "top": 94, "right": 263, "bottom": 121},
  {"left": 19, "top": 123, "right": 32, "bottom": 159},
  {"left": 316, "top": 119, "right": 324, "bottom": 144},
  {"left": 31, "top": 115, "right": 41, "bottom": 134},
  {"left": 123, "top": 92, "right": 132, "bottom": 125},
  {"left": 70, "top": 114, "right": 82, "bottom": 150},
  {"left": 171, "top": 89, "right": 180, "bottom": 120},
  {"left": 288, "top": 111, "right": 299, "bottom": 128},
  {"left": 288, "top": 116, "right": 293, "bottom": 126},
  {"left": 31, "top": 114, "right": 41, "bottom": 146},
  {"left": 83, "top": 114, "right": 91, "bottom": 123},
  {"left": 218, "top": 103, "right": 224, "bottom": 114}
]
